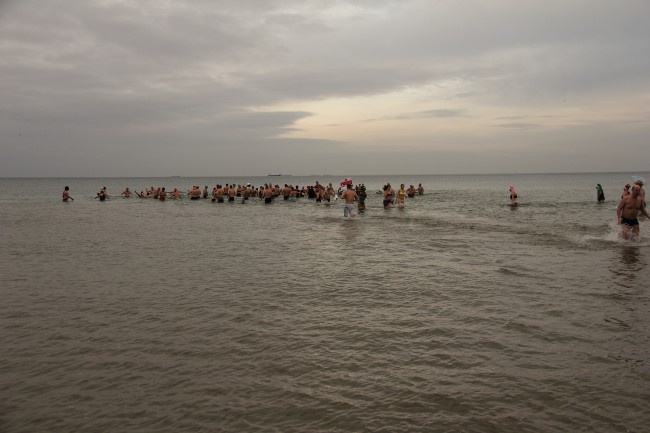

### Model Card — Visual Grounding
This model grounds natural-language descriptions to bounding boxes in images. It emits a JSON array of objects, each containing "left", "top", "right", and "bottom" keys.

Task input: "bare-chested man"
[
  {"left": 190, "top": 186, "right": 201, "bottom": 200},
  {"left": 227, "top": 185, "right": 236, "bottom": 202},
  {"left": 617, "top": 184, "right": 650, "bottom": 240},
  {"left": 242, "top": 184, "right": 251, "bottom": 203},
  {"left": 341, "top": 184, "right": 359, "bottom": 217},
  {"left": 417, "top": 183, "right": 424, "bottom": 195},
  {"left": 121, "top": 187, "right": 132, "bottom": 198},
  {"left": 261, "top": 185, "right": 274, "bottom": 203},
  {"left": 323, "top": 186, "right": 332, "bottom": 204},
  {"left": 215, "top": 185, "right": 225, "bottom": 203},
  {"left": 407, "top": 185, "right": 416, "bottom": 198}
]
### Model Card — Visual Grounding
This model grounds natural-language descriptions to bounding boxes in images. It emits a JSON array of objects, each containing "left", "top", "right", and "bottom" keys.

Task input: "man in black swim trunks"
[
  {"left": 215, "top": 185, "right": 225, "bottom": 203},
  {"left": 617, "top": 184, "right": 650, "bottom": 240},
  {"left": 261, "top": 185, "right": 274, "bottom": 203}
]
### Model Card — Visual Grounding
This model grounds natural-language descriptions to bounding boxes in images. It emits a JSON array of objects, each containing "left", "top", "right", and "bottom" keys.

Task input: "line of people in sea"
[
  {"left": 75, "top": 181, "right": 426, "bottom": 212},
  {"left": 122, "top": 182, "right": 368, "bottom": 206},
  {"left": 61, "top": 178, "right": 647, "bottom": 238}
]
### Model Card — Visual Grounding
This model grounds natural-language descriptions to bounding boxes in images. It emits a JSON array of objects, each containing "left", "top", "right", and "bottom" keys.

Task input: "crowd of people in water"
[
  {"left": 62, "top": 180, "right": 426, "bottom": 216},
  {"left": 61, "top": 177, "right": 647, "bottom": 238}
]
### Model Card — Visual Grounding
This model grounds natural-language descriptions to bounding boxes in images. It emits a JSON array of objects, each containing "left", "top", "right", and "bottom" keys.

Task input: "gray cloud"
[{"left": 1, "top": 0, "right": 649, "bottom": 176}]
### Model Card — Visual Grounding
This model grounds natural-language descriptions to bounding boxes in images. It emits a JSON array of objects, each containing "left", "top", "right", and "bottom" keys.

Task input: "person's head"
[
  {"left": 401, "top": 184, "right": 405, "bottom": 189},
  {"left": 64, "top": 186, "right": 69, "bottom": 191},
  {"left": 632, "top": 185, "right": 642, "bottom": 196},
  {"left": 624, "top": 184, "right": 630, "bottom": 190},
  {"left": 634, "top": 180, "right": 643, "bottom": 187},
  {"left": 347, "top": 184, "right": 353, "bottom": 189}
]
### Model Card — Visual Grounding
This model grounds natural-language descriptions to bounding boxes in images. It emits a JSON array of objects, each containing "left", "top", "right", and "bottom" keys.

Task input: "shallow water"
[{"left": 1, "top": 173, "right": 649, "bottom": 432}]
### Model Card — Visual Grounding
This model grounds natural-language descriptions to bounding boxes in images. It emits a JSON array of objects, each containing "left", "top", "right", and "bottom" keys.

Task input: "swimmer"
[
  {"left": 190, "top": 186, "right": 201, "bottom": 200},
  {"left": 341, "top": 184, "right": 358, "bottom": 217},
  {"left": 617, "top": 184, "right": 650, "bottom": 240},
  {"left": 357, "top": 184, "right": 367, "bottom": 210},
  {"left": 62, "top": 186, "right": 73, "bottom": 202},
  {"left": 508, "top": 185, "right": 518, "bottom": 206},
  {"left": 383, "top": 184, "right": 394, "bottom": 209},
  {"left": 323, "top": 186, "right": 332, "bottom": 204},
  {"left": 407, "top": 185, "right": 416, "bottom": 198},
  {"left": 596, "top": 184, "right": 605, "bottom": 202},
  {"left": 261, "top": 185, "right": 274, "bottom": 203},
  {"left": 417, "top": 183, "right": 424, "bottom": 195},
  {"left": 242, "top": 185, "right": 251, "bottom": 203},
  {"left": 203, "top": 186, "right": 209, "bottom": 199},
  {"left": 397, "top": 184, "right": 406, "bottom": 207},
  {"left": 215, "top": 185, "right": 225, "bottom": 203},
  {"left": 121, "top": 187, "right": 132, "bottom": 198}
]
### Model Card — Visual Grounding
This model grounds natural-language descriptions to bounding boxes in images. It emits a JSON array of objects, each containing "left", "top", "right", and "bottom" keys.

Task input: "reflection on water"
[
  {"left": 606, "top": 245, "right": 646, "bottom": 294},
  {"left": 619, "top": 245, "right": 640, "bottom": 266}
]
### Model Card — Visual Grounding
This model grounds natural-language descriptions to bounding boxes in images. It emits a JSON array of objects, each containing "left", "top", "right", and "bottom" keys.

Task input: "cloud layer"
[{"left": 1, "top": 0, "right": 648, "bottom": 176}]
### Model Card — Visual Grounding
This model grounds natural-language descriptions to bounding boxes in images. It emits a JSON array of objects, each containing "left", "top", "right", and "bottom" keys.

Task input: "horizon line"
[{"left": 0, "top": 170, "right": 647, "bottom": 179}]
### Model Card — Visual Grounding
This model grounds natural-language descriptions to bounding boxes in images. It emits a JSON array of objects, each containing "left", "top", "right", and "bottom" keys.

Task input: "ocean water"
[{"left": 1, "top": 173, "right": 649, "bottom": 433}]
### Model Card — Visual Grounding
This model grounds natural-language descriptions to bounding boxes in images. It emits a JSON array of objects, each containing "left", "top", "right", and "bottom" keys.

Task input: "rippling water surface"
[{"left": 1, "top": 173, "right": 649, "bottom": 432}]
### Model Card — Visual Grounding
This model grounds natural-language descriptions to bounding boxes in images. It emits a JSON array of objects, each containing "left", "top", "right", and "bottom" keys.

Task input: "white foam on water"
[{"left": 572, "top": 220, "right": 650, "bottom": 247}]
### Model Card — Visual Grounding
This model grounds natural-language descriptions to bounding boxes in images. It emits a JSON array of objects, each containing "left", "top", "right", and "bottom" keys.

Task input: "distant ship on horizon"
[{"left": 268, "top": 173, "right": 290, "bottom": 176}]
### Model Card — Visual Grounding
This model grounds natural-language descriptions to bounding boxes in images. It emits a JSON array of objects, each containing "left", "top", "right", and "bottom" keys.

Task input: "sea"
[{"left": 1, "top": 172, "right": 649, "bottom": 433}]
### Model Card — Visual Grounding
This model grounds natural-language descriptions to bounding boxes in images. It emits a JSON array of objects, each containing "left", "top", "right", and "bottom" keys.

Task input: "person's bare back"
[{"left": 342, "top": 187, "right": 358, "bottom": 204}]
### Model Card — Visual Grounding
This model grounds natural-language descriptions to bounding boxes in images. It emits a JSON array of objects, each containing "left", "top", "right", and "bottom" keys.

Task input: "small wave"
[
  {"left": 603, "top": 316, "right": 631, "bottom": 330},
  {"left": 608, "top": 353, "right": 647, "bottom": 368},
  {"left": 497, "top": 268, "right": 526, "bottom": 277}
]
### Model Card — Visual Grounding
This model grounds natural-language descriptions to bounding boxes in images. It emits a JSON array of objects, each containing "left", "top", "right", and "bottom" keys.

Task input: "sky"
[{"left": 1, "top": 0, "right": 649, "bottom": 176}]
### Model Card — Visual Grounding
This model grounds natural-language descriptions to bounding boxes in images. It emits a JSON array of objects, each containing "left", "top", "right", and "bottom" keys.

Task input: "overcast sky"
[{"left": 1, "top": 0, "right": 649, "bottom": 176}]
